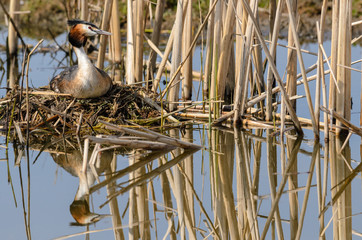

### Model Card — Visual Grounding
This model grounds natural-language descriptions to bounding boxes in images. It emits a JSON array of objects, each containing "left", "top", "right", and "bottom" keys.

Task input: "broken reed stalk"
[
  {"left": 209, "top": 0, "right": 221, "bottom": 115},
  {"left": 80, "top": 0, "right": 88, "bottom": 20},
  {"left": 182, "top": 0, "right": 192, "bottom": 101},
  {"left": 96, "top": 0, "right": 112, "bottom": 70},
  {"left": 98, "top": 120, "right": 202, "bottom": 149},
  {"left": 203, "top": 0, "right": 215, "bottom": 103},
  {"left": 286, "top": 0, "right": 297, "bottom": 112},
  {"left": 126, "top": 0, "right": 135, "bottom": 84},
  {"left": 215, "top": 0, "right": 236, "bottom": 107},
  {"left": 111, "top": 0, "right": 122, "bottom": 64},
  {"left": 134, "top": 0, "right": 144, "bottom": 83},
  {"left": 151, "top": 26, "right": 174, "bottom": 92},
  {"left": 146, "top": 0, "right": 165, "bottom": 84},
  {"left": 144, "top": 35, "right": 171, "bottom": 69},
  {"left": 265, "top": 0, "right": 284, "bottom": 121},
  {"left": 167, "top": 0, "right": 183, "bottom": 111},
  {"left": 8, "top": 0, "right": 20, "bottom": 88},
  {"left": 0, "top": 0, "right": 28, "bottom": 52},
  {"left": 329, "top": 0, "right": 339, "bottom": 113},
  {"left": 335, "top": 0, "right": 352, "bottom": 135},
  {"left": 320, "top": 106, "right": 362, "bottom": 137}
]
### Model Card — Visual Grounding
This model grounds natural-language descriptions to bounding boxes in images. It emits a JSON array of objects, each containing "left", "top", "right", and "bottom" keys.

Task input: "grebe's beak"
[{"left": 94, "top": 29, "right": 112, "bottom": 36}]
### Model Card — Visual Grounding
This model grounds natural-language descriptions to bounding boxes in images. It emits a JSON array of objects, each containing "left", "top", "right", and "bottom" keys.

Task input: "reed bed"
[
  {"left": 2, "top": 0, "right": 361, "bottom": 139},
  {"left": 1, "top": 0, "right": 362, "bottom": 240}
]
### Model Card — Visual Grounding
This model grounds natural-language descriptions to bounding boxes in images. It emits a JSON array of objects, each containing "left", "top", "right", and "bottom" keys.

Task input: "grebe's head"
[{"left": 67, "top": 19, "right": 111, "bottom": 48}]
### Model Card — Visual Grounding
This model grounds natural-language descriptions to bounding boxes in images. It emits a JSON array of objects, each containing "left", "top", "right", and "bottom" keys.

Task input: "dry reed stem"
[
  {"left": 328, "top": 0, "right": 339, "bottom": 113},
  {"left": 315, "top": 0, "right": 328, "bottom": 130},
  {"left": 167, "top": 0, "right": 183, "bottom": 112},
  {"left": 140, "top": 94, "right": 179, "bottom": 123},
  {"left": 25, "top": 39, "right": 44, "bottom": 147},
  {"left": 209, "top": 0, "right": 222, "bottom": 116},
  {"left": 126, "top": 0, "right": 135, "bottom": 84},
  {"left": 134, "top": 0, "right": 144, "bottom": 83},
  {"left": 96, "top": 0, "right": 112, "bottom": 69},
  {"left": 87, "top": 135, "right": 174, "bottom": 150},
  {"left": 320, "top": 106, "right": 362, "bottom": 137},
  {"left": 111, "top": 0, "right": 122, "bottom": 64},
  {"left": 99, "top": 120, "right": 202, "bottom": 149},
  {"left": 182, "top": 0, "right": 193, "bottom": 101},
  {"left": 203, "top": 0, "right": 215, "bottom": 100},
  {"left": 0, "top": 1, "right": 28, "bottom": 52},
  {"left": 80, "top": 0, "right": 88, "bottom": 20},
  {"left": 146, "top": 0, "right": 165, "bottom": 84},
  {"left": 152, "top": 27, "right": 175, "bottom": 92},
  {"left": 144, "top": 34, "right": 171, "bottom": 69}
]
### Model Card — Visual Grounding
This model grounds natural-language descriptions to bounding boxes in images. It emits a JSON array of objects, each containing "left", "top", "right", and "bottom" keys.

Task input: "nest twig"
[{"left": 0, "top": 84, "right": 160, "bottom": 135}]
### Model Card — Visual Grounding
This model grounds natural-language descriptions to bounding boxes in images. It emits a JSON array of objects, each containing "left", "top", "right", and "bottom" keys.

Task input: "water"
[{"left": 1, "top": 29, "right": 362, "bottom": 239}]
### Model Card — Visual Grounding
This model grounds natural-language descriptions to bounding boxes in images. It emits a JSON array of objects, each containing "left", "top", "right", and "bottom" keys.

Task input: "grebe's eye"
[{"left": 88, "top": 26, "right": 93, "bottom": 31}]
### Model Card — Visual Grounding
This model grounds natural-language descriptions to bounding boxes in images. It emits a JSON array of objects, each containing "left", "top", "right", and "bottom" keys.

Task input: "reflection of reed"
[
  {"left": 235, "top": 129, "right": 259, "bottom": 240},
  {"left": 134, "top": 150, "right": 151, "bottom": 239},
  {"left": 261, "top": 135, "right": 302, "bottom": 239},
  {"left": 29, "top": 124, "right": 361, "bottom": 239},
  {"left": 287, "top": 131, "right": 298, "bottom": 240},
  {"left": 266, "top": 129, "right": 283, "bottom": 239},
  {"left": 328, "top": 134, "right": 352, "bottom": 239},
  {"left": 105, "top": 153, "right": 124, "bottom": 240}
]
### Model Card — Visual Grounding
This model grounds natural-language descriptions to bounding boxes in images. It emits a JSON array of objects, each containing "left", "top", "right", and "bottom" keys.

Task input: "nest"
[{"left": 0, "top": 84, "right": 161, "bottom": 135}]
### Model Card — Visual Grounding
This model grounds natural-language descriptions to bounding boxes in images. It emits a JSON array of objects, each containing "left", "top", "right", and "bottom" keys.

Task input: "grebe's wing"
[
  {"left": 50, "top": 66, "right": 79, "bottom": 93},
  {"left": 95, "top": 67, "right": 112, "bottom": 81}
]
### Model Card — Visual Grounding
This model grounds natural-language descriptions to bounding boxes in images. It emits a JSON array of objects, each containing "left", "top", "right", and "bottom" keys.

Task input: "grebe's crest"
[{"left": 67, "top": 19, "right": 98, "bottom": 28}]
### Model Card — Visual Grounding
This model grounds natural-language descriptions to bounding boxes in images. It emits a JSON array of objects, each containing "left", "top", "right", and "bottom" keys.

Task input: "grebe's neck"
[{"left": 73, "top": 46, "right": 93, "bottom": 69}]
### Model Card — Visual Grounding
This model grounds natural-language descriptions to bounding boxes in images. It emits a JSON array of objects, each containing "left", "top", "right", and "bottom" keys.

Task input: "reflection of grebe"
[
  {"left": 70, "top": 199, "right": 105, "bottom": 226},
  {"left": 51, "top": 148, "right": 112, "bottom": 225},
  {"left": 50, "top": 19, "right": 112, "bottom": 98}
]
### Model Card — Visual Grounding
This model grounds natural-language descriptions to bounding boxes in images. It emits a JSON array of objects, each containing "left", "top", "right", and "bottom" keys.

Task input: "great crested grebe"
[{"left": 50, "top": 19, "right": 112, "bottom": 98}]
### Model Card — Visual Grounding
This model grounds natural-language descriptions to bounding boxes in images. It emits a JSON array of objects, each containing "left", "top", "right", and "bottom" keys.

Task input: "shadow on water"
[{"left": 2, "top": 125, "right": 361, "bottom": 239}]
